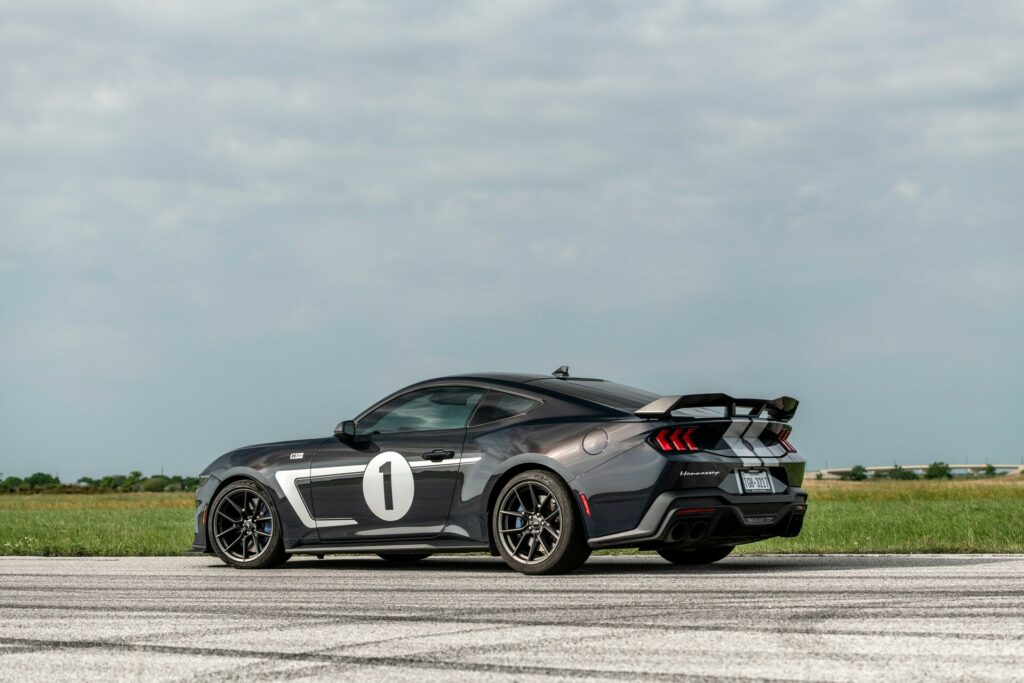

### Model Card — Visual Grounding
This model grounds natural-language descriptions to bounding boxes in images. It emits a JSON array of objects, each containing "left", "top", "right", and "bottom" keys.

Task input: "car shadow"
[
  {"left": 204, "top": 553, "right": 1014, "bottom": 575},
  {"left": 580, "top": 554, "right": 1014, "bottom": 575}
]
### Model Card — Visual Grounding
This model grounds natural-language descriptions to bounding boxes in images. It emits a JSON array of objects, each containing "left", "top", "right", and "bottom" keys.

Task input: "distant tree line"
[
  {"left": 837, "top": 462, "right": 1000, "bottom": 481},
  {"left": 0, "top": 471, "right": 201, "bottom": 494}
]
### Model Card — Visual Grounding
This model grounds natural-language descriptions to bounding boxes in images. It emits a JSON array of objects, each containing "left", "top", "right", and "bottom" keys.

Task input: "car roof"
[
  {"left": 441, "top": 372, "right": 551, "bottom": 384},
  {"left": 422, "top": 371, "right": 603, "bottom": 388},
  {"left": 407, "top": 372, "right": 659, "bottom": 414}
]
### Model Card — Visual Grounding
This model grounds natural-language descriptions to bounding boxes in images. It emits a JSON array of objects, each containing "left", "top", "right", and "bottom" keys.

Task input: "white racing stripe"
[
  {"left": 275, "top": 465, "right": 363, "bottom": 529},
  {"left": 745, "top": 420, "right": 774, "bottom": 461},
  {"left": 275, "top": 455, "right": 482, "bottom": 529},
  {"left": 723, "top": 419, "right": 761, "bottom": 466},
  {"left": 410, "top": 456, "right": 481, "bottom": 470}
]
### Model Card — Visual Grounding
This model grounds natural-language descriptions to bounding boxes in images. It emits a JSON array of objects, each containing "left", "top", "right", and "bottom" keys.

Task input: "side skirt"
[{"left": 286, "top": 540, "right": 489, "bottom": 555}]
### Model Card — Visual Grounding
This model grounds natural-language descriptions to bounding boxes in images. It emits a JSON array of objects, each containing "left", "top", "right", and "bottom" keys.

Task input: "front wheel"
[
  {"left": 208, "top": 480, "right": 287, "bottom": 569},
  {"left": 657, "top": 545, "right": 734, "bottom": 565},
  {"left": 492, "top": 470, "right": 591, "bottom": 575}
]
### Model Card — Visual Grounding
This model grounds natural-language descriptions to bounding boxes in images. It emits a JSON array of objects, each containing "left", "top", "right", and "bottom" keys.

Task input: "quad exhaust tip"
[{"left": 670, "top": 520, "right": 710, "bottom": 543}]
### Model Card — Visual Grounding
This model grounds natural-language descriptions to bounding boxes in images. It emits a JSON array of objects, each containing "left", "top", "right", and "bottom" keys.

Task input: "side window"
[
  {"left": 470, "top": 391, "right": 542, "bottom": 426},
  {"left": 358, "top": 386, "right": 486, "bottom": 434}
]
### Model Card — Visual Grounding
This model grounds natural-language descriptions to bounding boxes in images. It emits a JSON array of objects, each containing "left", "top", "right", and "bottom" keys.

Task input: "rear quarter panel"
[{"left": 456, "top": 418, "right": 658, "bottom": 542}]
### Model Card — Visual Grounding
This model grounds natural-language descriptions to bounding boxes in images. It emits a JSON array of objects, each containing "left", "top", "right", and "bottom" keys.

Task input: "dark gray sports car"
[{"left": 193, "top": 367, "right": 806, "bottom": 574}]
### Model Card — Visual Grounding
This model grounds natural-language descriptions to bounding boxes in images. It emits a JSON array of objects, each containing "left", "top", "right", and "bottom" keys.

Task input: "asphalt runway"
[{"left": 1, "top": 554, "right": 1022, "bottom": 682}]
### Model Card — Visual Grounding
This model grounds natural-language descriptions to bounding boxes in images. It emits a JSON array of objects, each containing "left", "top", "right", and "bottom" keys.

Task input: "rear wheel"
[
  {"left": 377, "top": 553, "right": 431, "bottom": 563},
  {"left": 208, "top": 480, "right": 287, "bottom": 569},
  {"left": 657, "top": 545, "right": 734, "bottom": 565},
  {"left": 492, "top": 470, "right": 591, "bottom": 575}
]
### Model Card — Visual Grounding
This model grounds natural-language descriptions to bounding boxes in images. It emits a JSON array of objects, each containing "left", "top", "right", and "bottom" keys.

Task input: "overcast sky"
[{"left": 2, "top": 1, "right": 1022, "bottom": 480}]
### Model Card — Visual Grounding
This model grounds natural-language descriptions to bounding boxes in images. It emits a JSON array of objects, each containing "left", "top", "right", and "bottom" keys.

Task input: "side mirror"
[
  {"left": 335, "top": 420, "right": 371, "bottom": 443},
  {"left": 334, "top": 420, "right": 357, "bottom": 439}
]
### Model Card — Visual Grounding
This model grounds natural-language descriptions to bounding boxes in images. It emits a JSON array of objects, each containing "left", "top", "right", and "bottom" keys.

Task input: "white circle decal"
[{"left": 362, "top": 451, "right": 414, "bottom": 521}]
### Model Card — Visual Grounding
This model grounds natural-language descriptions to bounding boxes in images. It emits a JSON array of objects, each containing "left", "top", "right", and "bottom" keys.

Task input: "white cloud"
[{"left": 892, "top": 180, "right": 922, "bottom": 201}]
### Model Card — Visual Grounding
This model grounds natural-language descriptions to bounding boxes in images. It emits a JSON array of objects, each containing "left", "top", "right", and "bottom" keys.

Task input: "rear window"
[
  {"left": 470, "top": 391, "right": 541, "bottom": 426},
  {"left": 530, "top": 379, "right": 660, "bottom": 412}
]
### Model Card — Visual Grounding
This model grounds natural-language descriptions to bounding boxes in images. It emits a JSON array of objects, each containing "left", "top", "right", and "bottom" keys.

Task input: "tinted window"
[
  {"left": 470, "top": 391, "right": 541, "bottom": 426},
  {"left": 358, "top": 386, "right": 486, "bottom": 434},
  {"left": 530, "top": 379, "right": 659, "bottom": 412}
]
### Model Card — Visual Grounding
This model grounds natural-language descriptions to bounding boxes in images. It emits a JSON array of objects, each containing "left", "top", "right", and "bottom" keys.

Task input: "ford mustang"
[{"left": 193, "top": 368, "right": 806, "bottom": 574}]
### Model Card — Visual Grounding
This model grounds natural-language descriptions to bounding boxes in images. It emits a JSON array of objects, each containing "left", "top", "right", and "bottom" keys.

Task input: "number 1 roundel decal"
[{"left": 362, "top": 451, "right": 414, "bottom": 521}]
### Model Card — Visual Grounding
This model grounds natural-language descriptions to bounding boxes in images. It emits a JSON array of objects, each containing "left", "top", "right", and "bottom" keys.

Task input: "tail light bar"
[
  {"left": 777, "top": 428, "right": 796, "bottom": 453},
  {"left": 650, "top": 427, "right": 699, "bottom": 454}
]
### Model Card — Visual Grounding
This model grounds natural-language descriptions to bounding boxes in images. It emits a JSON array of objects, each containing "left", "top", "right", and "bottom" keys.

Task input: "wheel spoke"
[
  {"left": 224, "top": 496, "right": 243, "bottom": 515},
  {"left": 216, "top": 510, "right": 240, "bottom": 523},
  {"left": 215, "top": 527, "right": 237, "bottom": 539},
  {"left": 499, "top": 527, "right": 525, "bottom": 535},
  {"left": 526, "top": 535, "right": 538, "bottom": 561},
  {"left": 536, "top": 534, "right": 549, "bottom": 555},
  {"left": 254, "top": 516, "right": 273, "bottom": 522},
  {"left": 514, "top": 488, "right": 528, "bottom": 513},
  {"left": 222, "top": 535, "right": 242, "bottom": 551},
  {"left": 527, "top": 484, "right": 539, "bottom": 512},
  {"left": 544, "top": 509, "right": 559, "bottom": 523},
  {"left": 512, "top": 531, "right": 529, "bottom": 556},
  {"left": 254, "top": 530, "right": 271, "bottom": 537},
  {"left": 499, "top": 510, "right": 525, "bottom": 518}
]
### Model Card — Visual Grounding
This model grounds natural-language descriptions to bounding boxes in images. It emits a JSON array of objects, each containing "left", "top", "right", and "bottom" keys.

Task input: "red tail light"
[
  {"left": 650, "top": 427, "right": 699, "bottom": 454},
  {"left": 777, "top": 428, "right": 796, "bottom": 453}
]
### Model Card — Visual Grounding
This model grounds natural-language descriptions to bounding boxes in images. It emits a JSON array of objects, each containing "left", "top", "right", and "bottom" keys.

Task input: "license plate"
[{"left": 739, "top": 469, "right": 772, "bottom": 493}]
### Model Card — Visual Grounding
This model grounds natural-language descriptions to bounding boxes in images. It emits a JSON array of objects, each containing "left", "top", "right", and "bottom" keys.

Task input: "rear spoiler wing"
[{"left": 635, "top": 393, "right": 798, "bottom": 422}]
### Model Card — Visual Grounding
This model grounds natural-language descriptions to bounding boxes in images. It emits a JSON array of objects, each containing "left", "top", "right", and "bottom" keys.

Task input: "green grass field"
[
  {"left": 1, "top": 478, "right": 1022, "bottom": 556},
  {"left": 736, "top": 477, "right": 1024, "bottom": 554},
  {"left": 0, "top": 493, "right": 194, "bottom": 556}
]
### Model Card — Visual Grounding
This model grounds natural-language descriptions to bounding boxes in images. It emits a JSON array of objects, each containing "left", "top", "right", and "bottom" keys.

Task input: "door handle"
[{"left": 421, "top": 449, "right": 456, "bottom": 462}]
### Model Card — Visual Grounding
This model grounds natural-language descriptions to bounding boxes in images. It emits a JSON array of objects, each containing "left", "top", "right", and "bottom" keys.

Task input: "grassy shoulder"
[
  {"left": 0, "top": 492, "right": 194, "bottom": 556},
  {"left": 1, "top": 477, "right": 1022, "bottom": 556},
  {"left": 742, "top": 477, "right": 1024, "bottom": 554}
]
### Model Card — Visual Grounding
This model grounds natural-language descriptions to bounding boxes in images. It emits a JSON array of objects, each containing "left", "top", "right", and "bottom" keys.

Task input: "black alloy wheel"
[
  {"left": 209, "top": 480, "right": 287, "bottom": 569},
  {"left": 492, "top": 470, "right": 590, "bottom": 575}
]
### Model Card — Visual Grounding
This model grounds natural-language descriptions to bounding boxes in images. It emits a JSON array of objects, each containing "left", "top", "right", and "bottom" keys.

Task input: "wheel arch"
[
  {"left": 484, "top": 461, "right": 589, "bottom": 555},
  {"left": 208, "top": 470, "right": 279, "bottom": 504},
  {"left": 203, "top": 469, "right": 286, "bottom": 541}
]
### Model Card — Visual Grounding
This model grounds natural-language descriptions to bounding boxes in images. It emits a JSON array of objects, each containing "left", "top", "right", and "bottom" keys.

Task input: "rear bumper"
[{"left": 586, "top": 487, "right": 807, "bottom": 549}]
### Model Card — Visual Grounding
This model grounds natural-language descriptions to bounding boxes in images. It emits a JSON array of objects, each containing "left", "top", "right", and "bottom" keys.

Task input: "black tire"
[
  {"left": 657, "top": 545, "right": 734, "bottom": 565},
  {"left": 492, "top": 470, "right": 591, "bottom": 575},
  {"left": 377, "top": 553, "right": 432, "bottom": 563},
  {"left": 208, "top": 479, "right": 287, "bottom": 569}
]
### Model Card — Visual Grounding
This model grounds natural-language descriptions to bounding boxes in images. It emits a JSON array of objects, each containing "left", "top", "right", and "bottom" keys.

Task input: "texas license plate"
[{"left": 739, "top": 469, "right": 772, "bottom": 493}]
